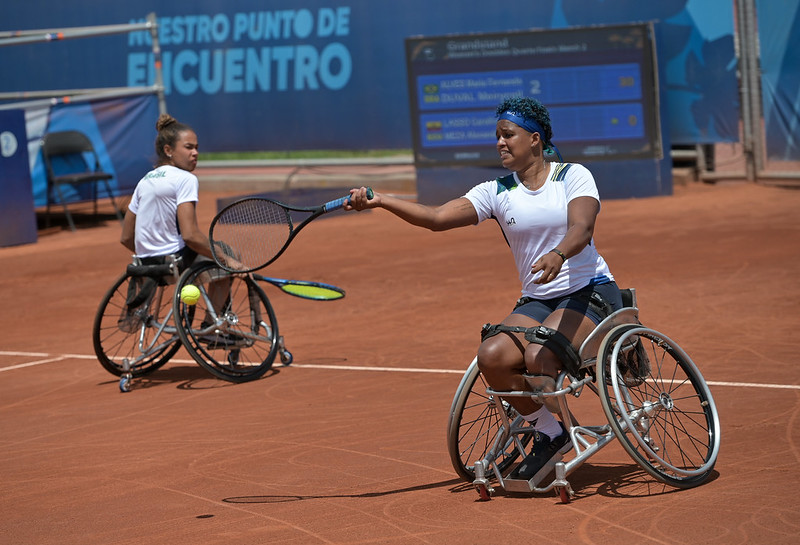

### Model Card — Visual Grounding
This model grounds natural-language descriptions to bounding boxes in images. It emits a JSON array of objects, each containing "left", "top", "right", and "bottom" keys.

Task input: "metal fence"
[{"left": 0, "top": 12, "right": 166, "bottom": 114}]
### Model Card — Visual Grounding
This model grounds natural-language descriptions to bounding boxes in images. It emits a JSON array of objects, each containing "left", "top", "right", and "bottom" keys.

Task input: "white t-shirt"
[
  {"left": 127, "top": 165, "right": 198, "bottom": 257},
  {"left": 464, "top": 162, "right": 614, "bottom": 299}
]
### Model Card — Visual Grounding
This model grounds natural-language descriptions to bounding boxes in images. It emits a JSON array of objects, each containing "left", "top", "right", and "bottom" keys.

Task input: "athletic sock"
[{"left": 521, "top": 406, "right": 564, "bottom": 440}]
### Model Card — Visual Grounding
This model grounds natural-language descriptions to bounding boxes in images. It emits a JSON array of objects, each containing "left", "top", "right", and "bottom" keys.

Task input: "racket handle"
[
  {"left": 350, "top": 187, "right": 374, "bottom": 205},
  {"left": 325, "top": 187, "right": 375, "bottom": 211}
]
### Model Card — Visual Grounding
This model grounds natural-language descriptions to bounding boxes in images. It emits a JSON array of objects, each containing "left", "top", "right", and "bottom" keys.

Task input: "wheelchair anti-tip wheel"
[
  {"left": 597, "top": 324, "right": 721, "bottom": 488},
  {"left": 447, "top": 357, "right": 532, "bottom": 482},
  {"left": 174, "top": 262, "right": 280, "bottom": 382},
  {"left": 119, "top": 372, "right": 133, "bottom": 392},
  {"left": 93, "top": 271, "right": 182, "bottom": 377}
]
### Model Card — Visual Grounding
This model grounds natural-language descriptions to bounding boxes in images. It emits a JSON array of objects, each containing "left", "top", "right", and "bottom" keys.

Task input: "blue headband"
[
  {"left": 498, "top": 111, "right": 547, "bottom": 140},
  {"left": 498, "top": 110, "right": 563, "bottom": 161}
]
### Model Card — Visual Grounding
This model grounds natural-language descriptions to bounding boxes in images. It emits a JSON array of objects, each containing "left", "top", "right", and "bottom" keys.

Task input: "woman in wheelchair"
[
  {"left": 120, "top": 114, "right": 237, "bottom": 343},
  {"left": 96, "top": 114, "right": 283, "bottom": 387},
  {"left": 347, "top": 97, "right": 623, "bottom": 480},
  {"left": 120, "top": 114, "right": 213, "bottom": 269}
]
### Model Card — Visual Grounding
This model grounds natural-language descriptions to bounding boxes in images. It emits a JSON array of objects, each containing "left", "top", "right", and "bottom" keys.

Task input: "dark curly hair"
[{"left": 495, "top": 97, "right": 553, "bottom": 143}]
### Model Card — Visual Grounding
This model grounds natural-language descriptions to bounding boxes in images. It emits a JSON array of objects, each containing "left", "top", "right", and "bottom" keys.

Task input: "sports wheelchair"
[
  {"left": 92, "top": 255, "right": 290, "bottom": 391},
  {"left": 446, "top": 288, "right": 720, "bottom": 502}
]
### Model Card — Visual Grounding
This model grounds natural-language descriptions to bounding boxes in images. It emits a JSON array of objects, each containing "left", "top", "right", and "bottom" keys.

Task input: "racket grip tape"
[
  {"left": 342, "top": 187, "right": 374, "bottom": 207},
  {"left": 325, "top": 187, "right": 375, "bottom": 212}
]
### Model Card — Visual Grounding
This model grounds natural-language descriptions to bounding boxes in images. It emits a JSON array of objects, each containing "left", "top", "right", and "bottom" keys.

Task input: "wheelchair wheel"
[
  {"left": 93, "top": 271, "right": 181, "bottom": 377},
  {"left": 447, "top": 357, "right": 530, "bottom": 482},
  {"left": 174, "top": 262, "right": 279, "bottom": 383},
  {"left": 597, "top": 324, "right": 720, "bottom": 488}
]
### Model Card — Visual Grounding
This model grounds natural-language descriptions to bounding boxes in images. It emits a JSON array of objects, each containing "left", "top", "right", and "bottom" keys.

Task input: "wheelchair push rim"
[
  {"left": 93, "top": 270, "right": 181, "bottom": 377},
  {"left": 598, "top": 324, "right": 721, "bottom": 487},
  {"left": 173, "top": 262, "right": 280, "bottom": 383}
]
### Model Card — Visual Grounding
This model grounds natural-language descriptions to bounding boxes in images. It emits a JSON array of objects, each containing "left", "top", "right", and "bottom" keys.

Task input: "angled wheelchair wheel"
[
  {"left": 174, "top": 262, "right": 279, "bottom": 383},
  {"left": 597, "top": 324, "right": 721, "bottom": 488},
  {"left": 447, "top": 357, "right": 530, "bottom": 482},
  {"left": 93, "top": 271, "right": 181, "bottom": 377}
]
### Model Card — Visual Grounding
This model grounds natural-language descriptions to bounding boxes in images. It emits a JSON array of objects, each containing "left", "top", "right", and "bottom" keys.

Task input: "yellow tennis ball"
[{"left": 180, "top": 284, "right": 201, "bottom": 305}]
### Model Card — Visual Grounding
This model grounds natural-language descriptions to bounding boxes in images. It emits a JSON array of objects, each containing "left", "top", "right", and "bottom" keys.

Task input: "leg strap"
[
  {"left": 481, "top": 322, "right": 529, "bottom": 341},
  {"left": 481, "top": 323, "right": 581, "bottom": 376}
]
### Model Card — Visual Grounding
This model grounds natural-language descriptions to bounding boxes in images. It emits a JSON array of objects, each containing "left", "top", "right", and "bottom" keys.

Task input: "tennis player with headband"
[{"left": 346, "top": 96, "right": 623, "bottom": 480}]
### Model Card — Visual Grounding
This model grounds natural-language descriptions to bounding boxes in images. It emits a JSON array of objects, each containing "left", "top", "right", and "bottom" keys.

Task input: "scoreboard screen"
[{"left": 405, "top": 23, "right": 662, "bottom": 166}]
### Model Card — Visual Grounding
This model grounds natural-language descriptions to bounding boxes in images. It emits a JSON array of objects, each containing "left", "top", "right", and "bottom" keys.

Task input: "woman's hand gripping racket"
[{"left": 209, "top": 188, "right": 373, "bottom": 273}]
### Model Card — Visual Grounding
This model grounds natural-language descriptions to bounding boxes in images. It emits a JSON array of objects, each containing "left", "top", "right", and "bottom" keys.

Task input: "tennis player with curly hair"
[{"left": 347, "top": 96, "right": 623, "bottom": 480}]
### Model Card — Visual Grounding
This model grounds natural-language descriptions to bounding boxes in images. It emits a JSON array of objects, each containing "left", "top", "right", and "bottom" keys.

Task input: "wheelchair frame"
[
  {"left": 92, "top": 256, "right": 291, "bottom": 391},
  {"left": 446, "top": 288, "right": 721, "bottom": 502}
]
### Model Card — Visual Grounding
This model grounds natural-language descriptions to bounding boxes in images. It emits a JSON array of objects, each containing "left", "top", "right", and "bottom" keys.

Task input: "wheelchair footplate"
[{"left": 475, "top": 374, "right": 617, "bottom": 502}]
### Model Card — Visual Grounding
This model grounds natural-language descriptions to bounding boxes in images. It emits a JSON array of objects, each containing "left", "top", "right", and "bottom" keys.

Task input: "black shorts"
[{"left": 511, "top": 281, "right": 623, "bottom": 325}]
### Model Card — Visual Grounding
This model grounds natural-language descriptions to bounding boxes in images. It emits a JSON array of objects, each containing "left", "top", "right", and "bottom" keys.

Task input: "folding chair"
[{"left": 40, "top": 130, "right": 123, "bottom": 231}]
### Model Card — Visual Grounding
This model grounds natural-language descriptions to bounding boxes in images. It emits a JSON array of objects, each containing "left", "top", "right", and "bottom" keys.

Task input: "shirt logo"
[
  {"left": 143, "top": 170, "right": 167, "bottom": 180},
  {"left": 506, "top": 217, "right": 516, "bottom": 226}
]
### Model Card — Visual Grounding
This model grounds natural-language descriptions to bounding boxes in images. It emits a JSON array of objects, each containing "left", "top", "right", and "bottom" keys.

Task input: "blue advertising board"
[
  {"left": 0, "top": 0, "right": 739, "bottom": 154},
  {"left": 0, "top": 109, "right": 38, "bottom": 246}
]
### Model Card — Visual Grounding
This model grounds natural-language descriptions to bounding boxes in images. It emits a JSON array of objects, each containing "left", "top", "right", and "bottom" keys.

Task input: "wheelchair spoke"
[{"left": 598, "top": 325, "right": 720, "bottom": 488}]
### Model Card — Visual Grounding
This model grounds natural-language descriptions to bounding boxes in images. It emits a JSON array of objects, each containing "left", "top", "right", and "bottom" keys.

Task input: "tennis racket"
[
  {"left": 209, "top": 188, "right": 373, "bottom": 273},
  {"left": 253, "top": 275, "right": 345, "bottom": 300}
]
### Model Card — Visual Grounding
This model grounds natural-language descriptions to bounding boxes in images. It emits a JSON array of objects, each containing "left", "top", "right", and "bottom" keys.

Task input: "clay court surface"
[{"left": 1, "top": 179, "right": 798, "bottom": 544}]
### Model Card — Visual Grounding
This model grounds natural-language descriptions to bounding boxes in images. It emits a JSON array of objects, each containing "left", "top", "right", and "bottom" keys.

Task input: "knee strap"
[
  {"left": 480, "top": 322, "right": 530, "bottom": 341},
  {"left": 479, "top": 323, "right": 581, "bottom": 376}
]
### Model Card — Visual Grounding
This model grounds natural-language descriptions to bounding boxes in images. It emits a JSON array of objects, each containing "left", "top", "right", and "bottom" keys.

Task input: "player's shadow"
[
  {"left": 98, "top": 363, "right": 282, "bottom": 391},
  {"left": 222, "top": 477, "right": 464, "bottom": 504}
]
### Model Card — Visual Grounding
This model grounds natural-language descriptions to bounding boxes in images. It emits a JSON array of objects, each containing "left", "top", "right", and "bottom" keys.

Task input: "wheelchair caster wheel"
[
  {"left": 280, "top": 349, "right": 293, "bottom": 366},
  {"left": 557, "top": 486, "right": 571, "bottom": 504},
  {"left": 119, "top": 373, "right": 132, "bottom": 392}
]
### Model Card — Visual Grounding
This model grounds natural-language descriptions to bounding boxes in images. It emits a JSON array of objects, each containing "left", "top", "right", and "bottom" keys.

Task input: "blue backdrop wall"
[
  {"left": 1, "top": 0, "right": 741, "bottom": 154},
  {"left": 756, "top": 0, "right": 800, "bottom": 162}
]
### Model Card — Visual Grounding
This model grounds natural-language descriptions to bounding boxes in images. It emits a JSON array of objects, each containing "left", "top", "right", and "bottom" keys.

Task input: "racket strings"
[{"left": 213, "top": 200, "right": 292, "bottom": 270}]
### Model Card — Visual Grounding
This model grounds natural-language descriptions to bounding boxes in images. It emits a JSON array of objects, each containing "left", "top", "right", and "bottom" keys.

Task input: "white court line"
[
  {"left": 705, "top": 380, "right": 799, "bottom": 390},
  {"left": 297, "top": 363, "right": 463, "bottom": 374},
  {"left": 0, "top": 356, "right": 69, "bottom": 371},
  {"left": 0, "top": 351, "right": 798, "bottom": 390}
]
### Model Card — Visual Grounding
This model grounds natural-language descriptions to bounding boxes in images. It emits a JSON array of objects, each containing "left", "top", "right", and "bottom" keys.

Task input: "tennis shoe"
[{"left": 508, "top": 422, "right": 570, "bottom": 481}]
